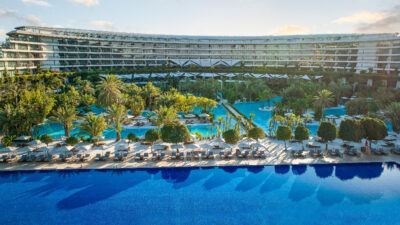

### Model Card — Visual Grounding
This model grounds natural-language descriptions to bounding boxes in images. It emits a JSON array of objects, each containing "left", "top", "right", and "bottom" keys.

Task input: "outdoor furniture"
[
  {"left": 135, "top": 153, "right": 141, "bottom": 160},
  {"left": 143, "top": 153, "right": 149, "bottom": 160},
  {"left": 44, "top": 154, "right": 53, "bottom": 162},
  {"left": 186, "top": 152, "right": 192, "bottom": 160},
  {"left": 178, "top": 152, "right": 184, "bottom": 159},
  {"left": 226, "top": 151, "right": 233, "bottom": 159},
  {"left": 259, "top": 151, "right": 266, "bottom": 158},
  {"left": 36, "top": 155, "right": 44, "bottom": 162},
  {"left": 152, "top": 153, "right": 158, "bottom": 161},
  {"left": 219, "top": 151, "right": 225, "bottom": 159},
  {"left": 193, "top": 152, "right": 200, "bottom": 160},
  {"left": 121, "top": 153, "right": 128, "bottom": 161},
  {"left": 208, "top": 151, "right": 215, "bottom": 159},
  {"left": 236, "top": 150, "right": 243, "bottom": 158},
  {"left": 114, "top": 153, "right": 121, "bottom": 161},
  {"left": 83, "top": 154, "right": 90, "bottom": 161},
  {"left": 95, "top": 154, "right": 102, "bottom": 161},
  {"left": 244, "top": 151, "right": 250, "bottom": 158},
  {"left": 201, "top": 152, "right": 208, "bottom": 159},
  {"left": 6, "top": 155, "right": 17, "bottom": 162},
  {"left": 57, "top": 154, "right": 65, "bottom": 162},
  {"left": 171, "top": 152, "right": 177, "bottom": 160},
  {"left": 251, "top": 151, "right": 258, "bottom": 158},
  {"left": 160, "top": 153, "right": 165, "bottom": 160},
  {"left": 65, "top": 154, "right": 73, "bottom": 162},
  {"left": 26, "top": 155, "right": 36, "bottom": 162}
]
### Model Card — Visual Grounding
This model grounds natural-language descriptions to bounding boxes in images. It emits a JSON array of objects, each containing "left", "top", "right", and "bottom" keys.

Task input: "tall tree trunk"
[
  {"left": 65, "top": 125, "right": 70, "bottom": 138},
  {"left": 116, "top": 132, "right": 121, "bottom": 141}
]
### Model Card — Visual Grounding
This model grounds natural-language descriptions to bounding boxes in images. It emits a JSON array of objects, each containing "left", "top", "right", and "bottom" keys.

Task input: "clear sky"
[{"left": 0, "top": 0, "right": 399, "bottom": 41}]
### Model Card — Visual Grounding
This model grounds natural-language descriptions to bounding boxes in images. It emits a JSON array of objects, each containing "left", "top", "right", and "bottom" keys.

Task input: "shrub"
[
  {"left": 317, "top": 121, "right": 337, "bottom": 150},
  {"left": 161, "top": 122, "right": 190, "bottom": 144},
  {"left": 65, "top": 136, "right": 80, "bottom": 145},
  {"left": 222, "top": 129, "right": 240, "bottom": 144},
  {"left": 338, "top": 119, "right": 364, "bottom": 142},
  {"left": 345, "top": 98, "right": 369, "bottom": 116},
  {"left": 247, "top": 127, "right": 266, "bottom": 140},
  {"left": 40, "top": 134, "right": 53, "bottom": 146},
  {"left": 1, "top": 135, "right": 14, "bottom": 147},
  {"left": 360, "top": 117, "right": 388, "bottom": 145},
  {"left": 294, "top": 125, "right": 309, "bottom": 142},
  {"left": 276, "top": 125, "right": 292, "bottom": 150},
  {"left": 126, "top": 132, "right": 139, "bottom": 143},
  {"left": 145, "top": 129, "right": 159, "bottom": 143}
]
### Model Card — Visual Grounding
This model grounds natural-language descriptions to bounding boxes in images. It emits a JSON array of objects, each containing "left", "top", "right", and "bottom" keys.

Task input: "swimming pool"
[
  {"left": 1, "top": 162, "right": 400, "bottom": 225},
  {"left": 38, "top": 104, "right": 230, "bottom": 139},
  {"left": 233, "top": 101, "right": 392, "bottom": 135}
]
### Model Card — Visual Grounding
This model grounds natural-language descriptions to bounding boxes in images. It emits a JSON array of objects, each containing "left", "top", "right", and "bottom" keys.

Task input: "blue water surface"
[{"left": 1, "top": 163, "right": 400, "bottom": 225}]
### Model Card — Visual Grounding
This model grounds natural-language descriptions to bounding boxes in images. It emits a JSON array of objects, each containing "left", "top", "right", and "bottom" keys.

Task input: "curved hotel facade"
[{"left": 0, "top": 26, "right": 399, "bottom": 76}]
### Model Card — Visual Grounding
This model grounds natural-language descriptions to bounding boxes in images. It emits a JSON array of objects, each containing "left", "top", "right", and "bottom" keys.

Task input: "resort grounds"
[{"left": 1, "top": 132, "right": 400, "bottom": 171}]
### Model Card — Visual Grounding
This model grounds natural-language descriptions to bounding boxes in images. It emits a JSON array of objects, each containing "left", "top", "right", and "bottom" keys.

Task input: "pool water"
[
  {"left": 1, "top": 163, "right": 400, "bottom": 225},
  {"left": 233, "top": 101, "right": 392, "bottom": 135}
]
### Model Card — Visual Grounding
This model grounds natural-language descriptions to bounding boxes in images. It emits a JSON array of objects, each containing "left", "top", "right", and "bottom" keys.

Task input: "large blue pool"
[{"left": 1, "top": 163, "right": 400, "bottom": 225}]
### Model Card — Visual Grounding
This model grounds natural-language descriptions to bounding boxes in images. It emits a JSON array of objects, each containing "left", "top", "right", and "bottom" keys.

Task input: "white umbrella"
[
  {"left": 124, "top": 115, "right": 134, "bottom": 119},
  {"left": 18, "top": 146, "right": 36, "bottom": 152},
  {"left": 200, "top": 143, "right": 213, "bottom": 149},
  {"left": 36, "top": 146, "right": 51, "bottom": 152},
  {"left": 199, "top": 113, "right": 210, "bottom": 118},
  {"left": 238, "top": 142, "right": 250, "bottom": 149},
  {"left": 116, "top": 144, "right": 130, "bottom": 151},
  {"left": 0, "top": 146, "right": 16, "bottom": 153},
  {"left": 134, "top": 116, "right": 146, "bottom": 120},
  {"left": 27, "top": 140, "right": 42, "bottom": 145},
  {"left": 74, "top": 145, "right": 90, "bottom": 151},
  {"left": 184, "top": 114, "right": 196, "bottom": 118},
  {"left": 14, "top": 136, "right": 32, "bottom": 141},
  {"left": 251, "top": 142, "right": 265, "bottom": 149},
  {"left": 185, "top": 144, "right": 200, "bottom": 150},
  {"left": 153, "top": 144, "right": 168, "bottom": 151},
  {"left": 171, "top": 144, "right": 183, "bottom": 149},
  {"left": 92, "top": 135, "right": 105, "bottom": 140}
]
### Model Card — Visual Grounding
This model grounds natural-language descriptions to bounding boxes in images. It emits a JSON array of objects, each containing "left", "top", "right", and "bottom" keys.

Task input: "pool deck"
[{"left": 1, "top": 138, "right": 399, "bottom": 171}]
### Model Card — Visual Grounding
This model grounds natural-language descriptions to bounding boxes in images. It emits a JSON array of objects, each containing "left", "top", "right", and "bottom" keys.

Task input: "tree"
[
  {"left": 276, "top": 125, "right": 292, "bottom": 150},
  {"left": 338, "top": 119, "right": 364, "bottom": 142},
  {"left": 97, "top": 74, "right": 124, "bottom": 108},
  {"left": 345, "top": 98, "right": 369, "bottom": 116},
  {"left": 80, "top": 94, "right": 96, "bottom": 112},
  {"left": 126, "top": 132, "right": 139, "bottom": 143},
  {"left": 40, "top": 134, "right": 53, "bottom": 146},
  {"left": 1, "top": 135, "right": 14, "bottom": 147},
  {"left": 78, "top": 114, "right": 109, "bottom": 139},
  {"left": 48, "top": 105, "right": 79, "bottom": 137},
  {"left": 108, "top": 104, "right": 128, "bottom": 141},
  {"left": 222, "top": 129, "right": 240, "bottom": 144},
  {"left": 140, "top": 82, "right": 160, "bottom": 110},
  {"left": 248, "top": 127, "right": 266, "bottom": 140},
  {"left": 160, "top": 122, "right": 191, "bottom": 144},
  {"left": 294, "top": 125, "right": 309, "bottom": 149},
  {"left": 317, "top": 121, "right": 337, "bottom": 150},
  {"left": 130, "top": 97, "right": 145, "bottom": 117},
  {"left": 259, "top": 88, "right": 275, "bottom": 107},
  {"left": 65, "top": 136, "right": 79, "bottom": 145},
  {"left": 385, "top": 102, "right": 400, "bottom": 133},
  {"left": 360, "top": 117, "right": 388, "bottom": 148},
  {"left": 145, "top": 129, "right": 159, "bottom": 152},
  {"left": 313, "top": 89, "right": 334, "bottom": 119},
  {"left": 152, "top": 106, "right": 177, "bottom": 131}
]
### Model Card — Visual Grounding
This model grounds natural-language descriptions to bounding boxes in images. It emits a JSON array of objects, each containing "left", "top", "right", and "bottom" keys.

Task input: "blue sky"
[{"left": 0, "top": 0, "right": 399, "bottom": 40}]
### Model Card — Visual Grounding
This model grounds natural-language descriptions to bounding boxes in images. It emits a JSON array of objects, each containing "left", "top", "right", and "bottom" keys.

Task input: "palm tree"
[
  {"left": 78, "top": 114, "right": 109, "bottom": 139},
  {"left": 313, "top": 89, "right": 334, "bottom": 119},
  {"left": 216, "top": 116, "right": 224, "bottom": 137},
  {"left": 152, "top": 106, "right": 177, "bottom": 131},
  {"left": 48, "top": 105, "right": 79, "bottom": 137},
  {"left": 108, "top": 104, "right": 128, "bottom": 141},
  {"left": 140, "top": 82, "right": 160, "bottom": 110},
  {"left": 97, "top": 74, "right": 124, "bottom": 108},
  {"left": 386, "top": 102, "right": 400, "bottom": 133},
  {"left": 259, "top": 88, "right": 275, "bottom": 107}
]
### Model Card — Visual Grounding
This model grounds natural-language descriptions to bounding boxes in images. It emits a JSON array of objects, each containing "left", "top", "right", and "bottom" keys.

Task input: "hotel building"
[{"left": 0, "top": 26, "right": 399, "bottom": 76}]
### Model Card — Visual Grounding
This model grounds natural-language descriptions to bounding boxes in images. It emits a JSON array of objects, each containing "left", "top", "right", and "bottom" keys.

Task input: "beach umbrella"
[
  {"left": 200, "top": 143, "right": 213, "bottom": 149},
  {"left": 185, "top": 144, "right": 200, "bottom": 150},
  {"left": 28, "top": 140, "right": 42, "bottom": 145},
  {"left": 171, "top": 144, "right": 183, "bottom": 151},
  {"left": 14, "top": 136, "right": 32, "bottom": 141},
  {"left": 36, "top": 146, "right": 51, "bottom": 153},
  {"left": 92, "top": 135, "right": 105, "bottom": 140},
  {"left": 153, "top": 144, "right": 168, "bottom": 151},
  {"left": 184, "top": 114, "right": 196, "bottom": 118},
  {"left": 134, "top": 116, "right": 146, "bottom": 120},
  {"left": 199, "top": 113, "right": 210, "bottom": 118},
  {"left": 74, "top": 145, "right": 90, "bottom": 152},
  {"left": 124, "top": 115, "right": 134, "bottom": 119},
  {"left": 18, "top": 146, "right": 36, "bottom": 153},
  {"left": 251, "top": 142, "right": 265, "bottom": 149},
  {"left": 0, "top": 146, "right": 16, "bottom": 153},
  {"left": 116, "top": 143, "right": 130, "bottom": 151},
  {"left": 238, "top": 142, "right": 250, "bottom": 149}
]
